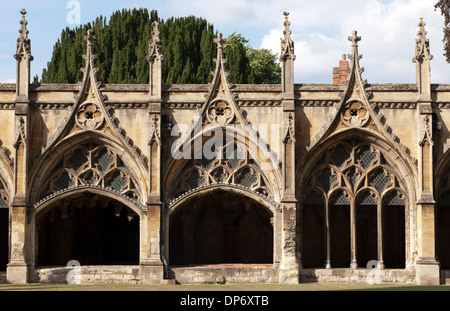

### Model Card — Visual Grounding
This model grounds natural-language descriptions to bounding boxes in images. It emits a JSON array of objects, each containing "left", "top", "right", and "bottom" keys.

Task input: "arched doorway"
[
  {"left": 168, "top": 189, "right": 273, "bottom": 266},
  {"left": 300, "top": 138, "right": 407, "bottom": 269},
  {"left": 36, "top": 193, "right": 140, "bottom": 266}
]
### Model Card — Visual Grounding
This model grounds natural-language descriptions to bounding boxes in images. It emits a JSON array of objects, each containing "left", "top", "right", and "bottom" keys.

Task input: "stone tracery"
[
  {"left": 169, "top": 143, "right": 272, "bottom": 200},
  {"left": 301, "top": 138, "right": 406, "bottom": 269},
  {"left": 40, "top": 143, "right": 141, "bottom": 202}
]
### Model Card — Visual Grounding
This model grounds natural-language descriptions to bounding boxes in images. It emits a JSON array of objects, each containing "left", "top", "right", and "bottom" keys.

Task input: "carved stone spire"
[
  {"left": 413, "top": 18, "right": 432, "bottom": 101},
  {"left": 414, "top": 18, "right": 433, "bottom": 63},
  {"left": 280, "top": 12, "right": 295, "bottom": 101},
  {"left": 14, "top": 8, "right": 33, "bottom": 61},
  {"left": 148, "top": 21, "right": 163, "bottom": 100},
  {"left": 147, "top": 21, "right": 163, "bottom": 63},
  {"left": 345, "top": 30, "right": 367, "bottom": 90},
  {"left": 280, "top": 12, "right": 295, "bottom": 62},
  {"left": 15, "top": 8, "right": 33, "bottom": 103}
]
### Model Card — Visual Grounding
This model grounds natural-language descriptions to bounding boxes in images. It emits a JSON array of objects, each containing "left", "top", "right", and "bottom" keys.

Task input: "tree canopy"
[
  {"left": 435, "top": 0, "right": 450, "bottom": 62},
  {"left": 38, "top": 8, "right": 281, "bottom": 85}
]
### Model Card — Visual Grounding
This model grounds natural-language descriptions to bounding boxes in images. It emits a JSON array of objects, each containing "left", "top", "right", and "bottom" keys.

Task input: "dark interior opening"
[
  {"left": 0, "top": 208, "right": 8, "bottom": 271},
  {"left": 356, "top": 204, "right": 378, "bottom": 268},
  {"left": 302, "top": 204, "right": 325, "bottom": 268},
  {"left": 169, "top": 189, "right": 273, "bottom": 266},
  {"left": 37, "top": 197, "right": 139, "bottom": 266},
  {"left": 382, "top": 204, "right": 405, "bottom": 268},
  {"left": 329, "top": 204, "right": 350, "bottom": 268}
]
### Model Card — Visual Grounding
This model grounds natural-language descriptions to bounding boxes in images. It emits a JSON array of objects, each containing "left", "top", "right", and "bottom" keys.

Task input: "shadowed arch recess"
[
  {"left": 167, "top": 184, "right": 277, "bottom": 266},
  {"left": 35, "top": 186, "right": 142, "bottom": 266}
]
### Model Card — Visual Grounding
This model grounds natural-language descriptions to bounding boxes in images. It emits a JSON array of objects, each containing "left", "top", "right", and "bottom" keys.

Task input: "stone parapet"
[
  {"left": 170, "top": 265, "right": 278, "bottom": 284},
  {"left": 299, "top": 268, "right": 416, "bottom": 284}
]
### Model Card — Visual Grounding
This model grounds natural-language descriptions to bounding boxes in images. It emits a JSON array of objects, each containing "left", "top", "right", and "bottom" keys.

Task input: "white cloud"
[{"left": 257, "top": 0, "right": 448, "bottom": 83}]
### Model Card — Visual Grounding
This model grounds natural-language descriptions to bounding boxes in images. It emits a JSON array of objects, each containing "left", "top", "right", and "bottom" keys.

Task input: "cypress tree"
[{"left": 39, "top": 8, "right": 280, "bottom": 85}]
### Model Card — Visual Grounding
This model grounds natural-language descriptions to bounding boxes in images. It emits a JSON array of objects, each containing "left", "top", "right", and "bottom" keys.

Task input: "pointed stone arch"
[
  {"left": 29, "top": 131, "right": 147, "bottom": 205},
  {"left": 38, "top": 29, "right": 148, "bottom": 174},
  {"left": 164, "top": 32, "right": 282, "bottom": 203},
  {"left": 165, "top": 183, "right": 280, "bottom": 266},
  {"left": 305, "top": 30, "right": 417, "bottom": 176},
  {"left": 297, "top": 129, "right": 414, "bottom": 270}
]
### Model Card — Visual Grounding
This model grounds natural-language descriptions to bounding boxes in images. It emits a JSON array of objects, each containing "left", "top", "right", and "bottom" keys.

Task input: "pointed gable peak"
[
  {"left": 77, "top": 29, "right": 105, "bottom": 101},
  {"left": 14, "top": 8, "right": 33, "bottom": 61}
]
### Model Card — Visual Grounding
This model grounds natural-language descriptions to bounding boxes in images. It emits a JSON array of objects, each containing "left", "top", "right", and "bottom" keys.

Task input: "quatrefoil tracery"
[
  {"left": 76, "top": 102, "right": 104, "bottom": 130},
  {"left": 207, "top": 100, "right": 234, "bottom": 125}
]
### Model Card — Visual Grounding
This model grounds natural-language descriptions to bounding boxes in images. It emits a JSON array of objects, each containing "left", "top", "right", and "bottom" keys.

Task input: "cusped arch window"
[
  {"left": 40, "top": 143, "right": 141, "bottom": 201},
  {"left": 169, "top": 142, "right": 272, "bottom": 200},
  {"left": 301, "top": 138, "right": 406, "bottom": 269}
]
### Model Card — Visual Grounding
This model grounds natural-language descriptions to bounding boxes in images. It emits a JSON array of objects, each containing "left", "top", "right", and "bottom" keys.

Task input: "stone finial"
[
  {"left": 148, "top": 21, "right": 163, "bottom": 63},
  {"left": 84, "top": 29, "right": 96, "bottom": 47},
  {"left": 214, "top": 32, "right": 226, "bottom": 61},
  {"left": 14, "top": 8, "right": 33, "bottom": 61},
  {"left": 413, "top": 18, "right": 433, "bottom": 63},
  {"left": 280, "top": 12, "right": 295, "bottom": 62},
  {"left": 347, "top": 30, "right": 363, "bottom": 68},
  {"left": 348, "top": 30, "right": 361, "bottom": 48}
]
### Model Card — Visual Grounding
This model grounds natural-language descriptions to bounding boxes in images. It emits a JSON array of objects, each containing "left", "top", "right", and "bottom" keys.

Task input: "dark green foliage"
[
  {"left": 38, "top": 8, "right": 280, "bottom": 84},
  {"left": 435, "top": 0, "right": 450, "bottom": 62}
]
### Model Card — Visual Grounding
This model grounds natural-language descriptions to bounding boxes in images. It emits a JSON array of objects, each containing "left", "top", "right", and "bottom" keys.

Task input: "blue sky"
[{"left": 0, "top": 0, "right": 447, "bottom": 84}]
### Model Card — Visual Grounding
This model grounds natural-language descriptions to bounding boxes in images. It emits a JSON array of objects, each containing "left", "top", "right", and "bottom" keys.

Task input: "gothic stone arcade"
[{"left": 1, "top": 10, "right": 449, "bottom": 285}]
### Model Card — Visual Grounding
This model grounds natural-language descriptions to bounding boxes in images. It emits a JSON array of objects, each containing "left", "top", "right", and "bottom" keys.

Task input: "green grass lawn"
[{"left": 0, "top": 283, "right": 449, "bottom": 291}]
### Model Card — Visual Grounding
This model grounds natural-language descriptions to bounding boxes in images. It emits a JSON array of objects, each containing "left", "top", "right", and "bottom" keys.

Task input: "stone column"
[
  {"left": 141, "top": 20, "right": 165, "bottom": 284},
  {"left": 278, "top": 12, "right": 299, "bottom": 284},
  {"left": 413, "top": 18, "right": 439, "bottom": 285},
  {"left": 7, "top": 9, "right": 33, "bottom": 284}
]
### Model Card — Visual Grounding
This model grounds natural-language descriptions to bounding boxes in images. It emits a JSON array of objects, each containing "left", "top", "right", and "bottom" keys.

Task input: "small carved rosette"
[
  {"left": 76, "top": 102, "right": 104, "bottom": 130},
  {"left": 342, "top": 101, "right": 369, "bottom": 127},
  {"left": 207, "top": 100, "right": 234, "bottom": 125}
]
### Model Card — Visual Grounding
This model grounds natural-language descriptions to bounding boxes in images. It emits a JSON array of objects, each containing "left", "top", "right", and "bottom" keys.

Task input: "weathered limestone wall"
[
  {"left": 300, "top": 268, "right": 416, "bottom": 284},
  {"left": 170, "top": 266, "right": 279, "bottom": 284},
  {"left": 35, "top": 266, "right": 141, "bottom": 284}
]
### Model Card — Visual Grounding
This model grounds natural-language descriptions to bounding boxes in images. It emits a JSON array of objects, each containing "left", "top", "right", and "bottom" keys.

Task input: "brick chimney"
[{"left": 333, "top": 54, "right": 349, "bottom": 84}]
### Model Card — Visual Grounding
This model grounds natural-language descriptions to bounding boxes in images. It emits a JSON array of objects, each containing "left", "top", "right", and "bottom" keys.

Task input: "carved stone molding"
[
  {"left": 206, "top": 99, "right": 235, "bottom": 125},
  {"left": 297, "top": 100, "right": 338, "bottom": 107},
  {"left": 375, "top": 102, "right": 417, "bottom": 109},
  {"left": 75, "top": 102, "right": 104, "bottom": 130}
]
